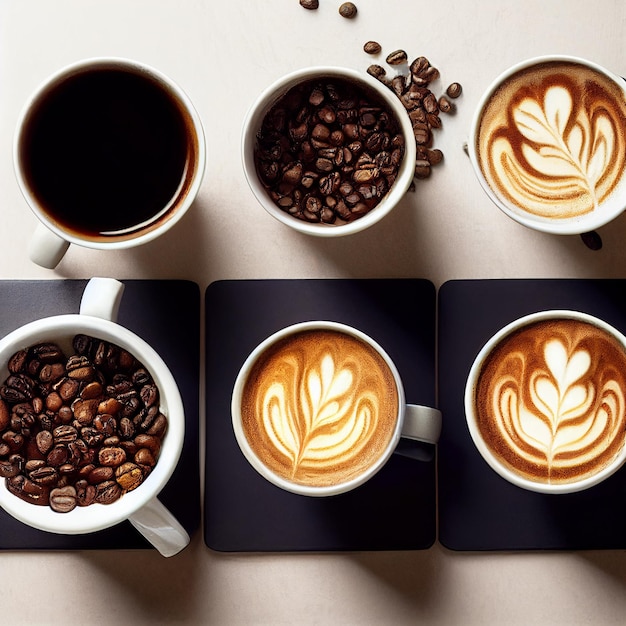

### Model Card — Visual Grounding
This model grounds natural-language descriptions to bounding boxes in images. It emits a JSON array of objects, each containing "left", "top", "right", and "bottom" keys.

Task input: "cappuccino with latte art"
[
  {"left": 232, "top": 321, "right": 441, "bottom": 496},
  {"left": 466, "top": 312, "right": 626, "bottom": 493},
  {"left": 469, "top": 56, "right": 626, "bottom": 234}
]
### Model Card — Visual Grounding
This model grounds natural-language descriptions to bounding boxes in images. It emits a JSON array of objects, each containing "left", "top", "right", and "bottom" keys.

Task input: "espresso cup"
[
  {"left": 231, "top": 321, "right": 441, "bottom": 496},
  {"left": 465, "top": 310, "right": 626, "bottom": 494},
  {"left": 241, "top": 66, "right": 416, "bottom": 237},
  {"left": 13, "top": 57, "right": 206, "bottom": 269},
  {"left": 467, "top": 55, "right": 626, "bottom": 235},
  {"left": 0, "top": 278, "right": 189, "bottom": 556}
]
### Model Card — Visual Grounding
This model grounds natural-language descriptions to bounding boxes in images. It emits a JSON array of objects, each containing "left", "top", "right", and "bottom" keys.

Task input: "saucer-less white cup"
[
  {"left": 13, "top": 57, "right": 206, "bottom": 269},
  {"left": 467, "top": 55, "right": 626, "bottom": 235},
  {"left": 0, "top": 278, "right": 189, "bottom": 556},
  {"left": 241, "top": 66, "right": 416, "bottom": 237},
  {"left": 232, "top": 321, "right": 441, "bottom": 497},
  {"left": 465, "top": 310, "right": 626, "bottom": 494}
]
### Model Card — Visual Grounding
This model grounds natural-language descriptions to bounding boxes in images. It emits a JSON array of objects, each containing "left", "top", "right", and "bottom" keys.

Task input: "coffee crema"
[
  {"left": 19, "top": 67, "right": 197, "bottom": 242},
  {"left": 473, "top": 318, "right": 626, "bottom": 484},
  {"left": 240, "top": 329, "right": 399, "bottom": 487},
  {"left": 476, "top": 61, "right": 626, "bottom": 220}
]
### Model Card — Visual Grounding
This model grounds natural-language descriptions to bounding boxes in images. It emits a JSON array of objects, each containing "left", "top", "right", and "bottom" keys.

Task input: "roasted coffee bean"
[
  {"left": 55, "top": 378, "right": 80, "bottom": 402},
  {"left": 72, "top": 398, "right": 99, "bottom": 425},
  {"left": 386, "top": 49, "right": 408, "bottom": 66},
  {"left": 94, "top": 480, "right": 122, "bottom": 505},
  {"left": 49, "top": 486, "right": 77, "bottom": 513},
  {"left": 339, "top": 2, "right": 357, "bottom": 18},
  {"left": 98, "top": 446, "right": 126, "bottom": 467},
  {"left": 0, "top": 399, "right": 9, "bottom": 431},
  {"left": 53, "top": 424, "right": 78, "bottom": 444},
  {"left": 135, "top": 448, "right": 156, "bottom": 468},
  {"left": 29, "top": 465, "right": 59, "bottom": 486},
  {"left": 39, "top": 362, "right": 65, "bottom": 384},
  {"left": 363, "top": 41, "right": 381, "bottom": 55},
  {"left": 31, "top": 343, "right": 64, "bottom": 364},
  {"left": 47, "top": 445, "right": 69, "bottom": 467},
  {"left": 45, "top": 392, "right": 63, "bottom": 412},
  {"left": 299, "top": 0, "right": 319, "bottom": 10},
  {"left": 88, "top": 466, "right": 114, "bottom": 484},
  {"left": 35, "top": 430, "right": 54, "bottom": 455},
  {"left": 75, "top": 479, "right": 96, "bottom": 506},
  {"left": 581, "top": 230, "right": 603, "bottom": 251},
  {"left": 115, "top": 462, "right": 143, "bottom": 491},
  {"left": 8, "top": 350, "right": 28, "bottom": 375},
  {"left": 446, "top": 82, "right": 462, "bottom": 98}
]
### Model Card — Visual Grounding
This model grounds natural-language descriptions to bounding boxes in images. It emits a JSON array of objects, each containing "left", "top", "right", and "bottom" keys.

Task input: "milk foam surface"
[
  {"left": 241, "top": 329, "right": 398, "bottom": 487},
  {"left": 477, "top": 61, "right": 626, "bottom": 220},
  {"left": 474, "top": 319, "right": 626, "bottom": 484}
]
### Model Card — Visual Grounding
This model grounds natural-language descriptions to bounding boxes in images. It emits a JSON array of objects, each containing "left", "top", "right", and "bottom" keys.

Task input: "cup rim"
[
  {"left": 13, "top": 56, "right": 206, "bottom": 250},
  {"left": 0, "top": 313, "right": 185, "bottom": 533},
  {"left": 464, "top": 309, "right": 626, "bottom": 494},
  {"left": 467, "top": 54, "right": 626, "bottom": 235},
  {"left": 231, "top": 320, "right": 406, "bottom": 497},
  {"left": 241, "top": 65, "right": 417, "bottom": 237}
]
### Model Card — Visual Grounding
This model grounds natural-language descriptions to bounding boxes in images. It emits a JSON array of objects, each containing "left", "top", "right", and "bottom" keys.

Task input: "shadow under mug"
[
  {"left": 13, "top": 57, "right": 206, "bottom": 269},
  {"left": 465, "top": 309, "right": 626, "bottom": 494},
  {"left": 466, "top": 54, "right": 626, "bottom": 235},
  {"left": 0, "top": 278, "right": 189, "bottom": 556},
  {"left": 231, "top": 321, "right": 441, "bottom": 497}
]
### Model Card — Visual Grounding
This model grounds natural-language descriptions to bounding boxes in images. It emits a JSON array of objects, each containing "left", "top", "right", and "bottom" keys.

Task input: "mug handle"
[
  {"left": 79, "top": 277, "right": 190, "bottom": 557},
  {"left": 401, "top": 404, "right": 442, "bottom": 444},
  {"left": 29, "top": 222, "right": 70, "bottom": 269},
  {"left": 128, "top": 497, "right": 190, "bottom": 558}
]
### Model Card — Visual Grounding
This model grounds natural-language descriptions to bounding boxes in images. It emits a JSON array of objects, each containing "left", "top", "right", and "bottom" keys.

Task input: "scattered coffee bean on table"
[
  {"left": 339, "top": 2, "right": 357, "bottom": 18},
  {"left": 363, "top": 41, "right": 382, "bottom": 55},
  {"left": 254, "top": 77, "right": 405, "bottom": 225},
  {"left": 366, "top": 50, "right": 462, "bottom": 182},
  {"left": 0, "top": 335, "right": 168, "bottom": 513},
  {"left": 299, "top": 0, "right": 319, "bottom": 9}
]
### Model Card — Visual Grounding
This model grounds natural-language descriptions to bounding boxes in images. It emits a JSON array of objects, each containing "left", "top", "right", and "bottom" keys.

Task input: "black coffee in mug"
[{"left": 19, "top": 66, "right": 196, "bottom": 240}]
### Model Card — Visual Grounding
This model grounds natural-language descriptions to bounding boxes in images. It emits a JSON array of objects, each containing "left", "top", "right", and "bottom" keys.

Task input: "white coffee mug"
[
  {"left": 231, "top": 321, "right": 441, "bottom": 497},
  {"left": 465, "top": 310, "right": 626, "bottom": 494},
  {"left": 467, "top": 55, "right": 626, "bottom": 235},
  {"left": 13, "top": 57, "right": 206, "bottom": 269},
  {"left": 241, "top": 66, "right": 416, "bottom": 237},
  {"left": 0, "top": 278, "right": 189, "bottom": 556}
]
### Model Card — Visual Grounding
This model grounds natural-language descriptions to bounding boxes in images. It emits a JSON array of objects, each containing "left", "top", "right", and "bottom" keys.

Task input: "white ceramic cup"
[
  {"left": 467, "top": 55, "right": 626, "bottom": 235},
  {"left": 241, "top": 66, "right": 416, "bottom": 237},
  {"left": 231, "top": 321, "right": 441, "bottom": 497},
  {"left": 465, "top": 310, "right": 626, "bottom": 494},
  {"left": 0, "top": 277, "right": 189, "bottom": 556},
  {"left": 13, "top": 57, "right": 206, "bottom": 269}
]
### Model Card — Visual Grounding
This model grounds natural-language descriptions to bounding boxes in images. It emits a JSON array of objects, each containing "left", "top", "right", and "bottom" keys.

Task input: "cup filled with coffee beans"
[
  {"left": 467, "top": 55, "right": 626, "bottom": 235},
  {"left": 14, "top": 57, "right": 206, "bottom": 269},
  {"left": 241, "top": 67, "right": 416, "bottom": 236},
  {"left": 465, "top": 310, "right": 626, "bottom": 494},
  {"left": 231, "top": 321, "right": 441, "bottom": 496},
  {"left": 0, "top": 278, "right": 188, "bottom": 556}
]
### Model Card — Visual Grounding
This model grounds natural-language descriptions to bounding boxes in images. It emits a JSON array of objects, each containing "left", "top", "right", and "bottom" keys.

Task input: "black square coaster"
[
  {"left": 0, "top": 280, "right": 200, "bottom": 550},
  {"left": 205, "top": 279, "right": 437, "bottom": 552},
  {"left": 438, "top": 279, "right": 626, "bottom": 551}
]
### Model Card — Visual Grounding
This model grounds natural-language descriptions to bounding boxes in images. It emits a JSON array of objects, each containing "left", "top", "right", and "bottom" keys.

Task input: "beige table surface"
[{"left": 2, "top": 0, "right": 626, "bottom": 624}]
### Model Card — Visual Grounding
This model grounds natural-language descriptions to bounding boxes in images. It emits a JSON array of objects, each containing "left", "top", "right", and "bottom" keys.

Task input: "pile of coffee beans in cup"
[
  {"left": 254, "top": 77, "right": 405, "bottom": 224},
  {"left": 0, "top": 335, "right": 167, "bottom": 513},
  {"left": 364, "top": 47, "right": 462, "bottom": 181}
]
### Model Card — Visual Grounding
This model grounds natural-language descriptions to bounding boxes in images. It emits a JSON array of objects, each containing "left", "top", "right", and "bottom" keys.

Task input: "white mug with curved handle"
[{"left": 0, "top": 277, "right": 189, "bottom": 557}]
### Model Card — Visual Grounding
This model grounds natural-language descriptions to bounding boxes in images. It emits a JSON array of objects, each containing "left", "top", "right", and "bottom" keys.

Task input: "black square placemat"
[
  {"left": 0, "top": 280, "right": 200, "bottom": 550},
  {"left": 438, "top": 279, "right": 626, "bottom": 551},
  {"left": 205, "top": 279, "right": 437, "bottom": 552}
]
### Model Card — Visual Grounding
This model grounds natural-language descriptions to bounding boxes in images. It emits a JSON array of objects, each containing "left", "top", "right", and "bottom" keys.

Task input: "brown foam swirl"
[
  {"left": 241, "top": 329, "right": 398, "bottom": 487},
  {"left": 477, "top": 61, "right": 626, "bottom": 219},
  {"left": 475, "top": 319, "right": 626, "bottom": 484}
]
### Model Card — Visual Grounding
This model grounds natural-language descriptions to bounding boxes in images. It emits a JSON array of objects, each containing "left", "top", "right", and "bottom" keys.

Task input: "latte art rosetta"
[
  {"left": 241, "top": 330, "right": 398, "bottom": 487},
  {"left": 477, "top": 61, "right": 626, "bottom": 219},
  {"left": 475, "top": 319, "right": 626, "bottom": 484}
]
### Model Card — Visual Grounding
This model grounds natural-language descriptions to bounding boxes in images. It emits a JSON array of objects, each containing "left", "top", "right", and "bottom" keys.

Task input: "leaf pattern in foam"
[
  {"left": 263, "top": 350, "right": 375, "bottom": 475},
  {"left": 512, "top": 86, "right": 614, "bottom": 207}
]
